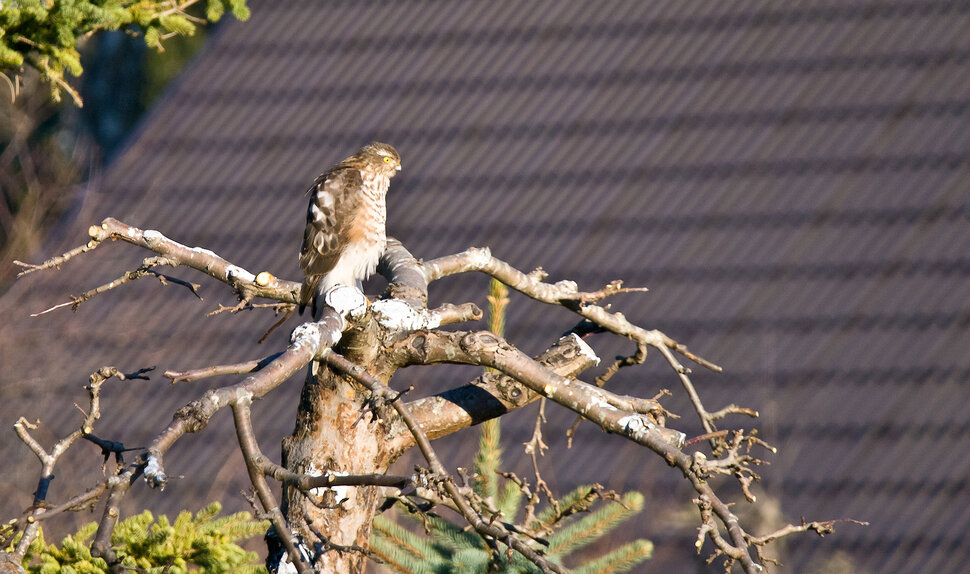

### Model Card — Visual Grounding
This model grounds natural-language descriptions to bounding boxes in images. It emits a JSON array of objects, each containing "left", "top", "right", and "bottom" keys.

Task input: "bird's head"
[{"left": 360, "top": 142, "right": 402, "bottom": 177}]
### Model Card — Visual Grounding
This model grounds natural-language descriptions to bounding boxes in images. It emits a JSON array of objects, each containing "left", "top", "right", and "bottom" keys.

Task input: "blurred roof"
[{"left": 2, "top": 1, "right": 968, "bottom": 571}]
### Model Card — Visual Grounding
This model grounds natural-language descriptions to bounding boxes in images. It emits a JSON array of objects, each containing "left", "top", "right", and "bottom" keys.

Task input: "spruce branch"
[{"left": 473, "top": 278, "right": 510, "bottom": 505}]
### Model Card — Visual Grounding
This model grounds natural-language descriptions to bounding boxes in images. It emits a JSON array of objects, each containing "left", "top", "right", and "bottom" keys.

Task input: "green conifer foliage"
[
  {"left": 372, "top": 481, "right": 652, "bottom": 573},
  {"left": 544, "top": 491, "right": 646, "bottom": 557},
  {"left": 0, "top": 0, "right": 250, "bottom": 105},
  {"left": 9, "top": 502, "right": 269, "bottom": 573},
  {"left": 473, "top": 278, "right": 510, "bottom": 506}
]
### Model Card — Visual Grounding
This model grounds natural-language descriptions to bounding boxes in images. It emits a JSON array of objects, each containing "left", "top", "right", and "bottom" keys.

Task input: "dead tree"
[{"left": 4, "top": 217, "right": 860, "bottom": 573}]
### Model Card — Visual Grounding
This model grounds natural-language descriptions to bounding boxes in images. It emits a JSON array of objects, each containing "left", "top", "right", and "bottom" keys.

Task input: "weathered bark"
[
  {"left": 385, "top": 332, "right": 599, "bottom": 456},
  {"left": 12, "top": 221, "right": 838, "bottom": 574},
  {"left": 280, "top": 317, "right": 394, "bottom": 573}
]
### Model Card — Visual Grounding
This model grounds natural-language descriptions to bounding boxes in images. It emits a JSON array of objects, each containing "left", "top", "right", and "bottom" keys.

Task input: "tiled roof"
[{"left": 2, "top": 1, "right": 968, "bottom": 571}]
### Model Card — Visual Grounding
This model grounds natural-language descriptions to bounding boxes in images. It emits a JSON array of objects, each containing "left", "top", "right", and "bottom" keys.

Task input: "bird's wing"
[{"left": 300, "top": 166, "right": 364, "bottom": 277}]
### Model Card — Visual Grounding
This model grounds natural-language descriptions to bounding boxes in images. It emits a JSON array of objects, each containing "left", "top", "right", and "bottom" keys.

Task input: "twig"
[
  {"left": 17, "top": 218, "right": 302, "bottom": 306},
  {"left": 420, "top": 248, "right": 743, "bottom": 443},
  {"left": 307, "top": 524, "right": 383, "bottom": 563},
  {"left": 708, "top": 404, "right": 759, "bottom": 421},
  {"left": 567, "top": 342, "right": 648, "bottom": 446},
  {"left": 233, "top": 400, "right": 312, "bottom": 573},
  {"left": 423, "top": 248, "right": 718, "bottom": 365},
  {"left": 324, "top": 351, "right": 569, "bottom": 574},
  {"left": 748, "top": 517, "right": 869, "bottom": 547},
  {"left": 685, "top": 430, "right": 730, "bottom": 447},
  {"left": 151, "top": 0, "right": 204, "bottom": 20},
  {"left": 523, "top": 400, "right": 556, "bottom": 512},
  {"left": 1, "top": 71, "right": 17, "bottom": 103},
  {"left": 30, "top": 257, "right": 202, "bottom": 316},
  {"left": 9, "top": 367, "right": 131, "bottom": 560},
  {"left": 385, "top": 328, "right": 772, "bottom": 571},
  {"left": 205, "top": 301, "right": 287, "bottom": 317},
  {"left": 28, "top": 483, "right": 107, "bottom": 522},
  {"left": 571, "top": 279, "right": 649, "bottom": 304},
  {"left": 386, "top": 333, "right": 600, "bottom": 455},
  {"left": 163, "top": 353, "right": 283, "bottom": 384},
  {"left": 14, "top": 237, "right": 102, "bottom": 277},
  {"left": 90, "top": 475, "right": 131, "bottom": 572},
  {"left": 142, "top": 312, "right": 344, "bottom": 490},
  {"left": 258, "top": 306, "right": 297, "bottom": 343}
]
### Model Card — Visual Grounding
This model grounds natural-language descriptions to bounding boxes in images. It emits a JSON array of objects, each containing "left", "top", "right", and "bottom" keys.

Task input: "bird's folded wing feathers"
[{"left": 299, "top": 166, "right": 363, "bottom": 277}]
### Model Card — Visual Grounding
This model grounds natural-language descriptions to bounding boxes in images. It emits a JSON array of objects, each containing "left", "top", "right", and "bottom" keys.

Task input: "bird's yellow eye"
[{"left": 383, "top": 156, "right": 392, "bottom": 163}]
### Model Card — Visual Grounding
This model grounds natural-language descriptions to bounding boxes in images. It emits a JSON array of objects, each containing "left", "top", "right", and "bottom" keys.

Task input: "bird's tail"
[{"left": 299, "top": 275, "right": 321, "bottom": 316}]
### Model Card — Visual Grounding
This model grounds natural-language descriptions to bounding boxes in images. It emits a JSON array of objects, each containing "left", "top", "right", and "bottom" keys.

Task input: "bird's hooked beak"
[{"left": 396, "top": 164, "right": 402, "bottom": 171}]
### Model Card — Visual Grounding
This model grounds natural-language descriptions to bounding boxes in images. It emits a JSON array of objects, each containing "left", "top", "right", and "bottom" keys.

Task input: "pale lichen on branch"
[
  {"left": 17, "top": 218, "right": 302, "bottom": 317},
  {"left": 4, "top": 218, "right": 862, "bottom": 574}
]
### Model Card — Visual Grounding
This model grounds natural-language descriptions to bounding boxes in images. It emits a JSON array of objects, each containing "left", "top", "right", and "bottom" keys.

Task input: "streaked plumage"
[{"left": 299, "top": 142, "right": 401, "bottom": 315}]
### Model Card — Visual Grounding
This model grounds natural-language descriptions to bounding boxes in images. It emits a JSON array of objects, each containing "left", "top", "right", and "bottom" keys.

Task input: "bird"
[{"left": 299, "top": 142, "right": 402, "bottom": 317}]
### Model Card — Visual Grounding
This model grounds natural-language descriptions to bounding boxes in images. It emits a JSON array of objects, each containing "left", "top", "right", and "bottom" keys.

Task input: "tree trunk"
[{"left": 280, "top": 322, "right": 394, "bottom": 573}]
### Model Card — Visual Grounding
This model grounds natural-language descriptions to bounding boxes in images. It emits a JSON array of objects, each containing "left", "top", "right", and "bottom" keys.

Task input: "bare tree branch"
[
  {"left": 386, "top": 332, "right": 600, "bottom": 455},
  {"left": 324, "top": 351, "right": 569, "bottom": 574},
  {"left": 163, "top": 354, "right": 284, "bottom": 384},
  {"left": 7, "top": 367, "right": 131, "bottom": 561},
  {"left": 421, "top": 247, "right": 736, "bottom": 446},
  {"left": 18, "top": 218, "right": 302, "bottom": 314},
  {"left": 30, "top": 256, "right": 202, "bottom": 316},
  {"left": 233, "top": 400, "right": 312, "bottom": 573},
  {"left": 142, "top": 310, "right": 345, "bottom": 489},
  {"left": 6, "top": 218, "right": 862, "bottom": 573}
]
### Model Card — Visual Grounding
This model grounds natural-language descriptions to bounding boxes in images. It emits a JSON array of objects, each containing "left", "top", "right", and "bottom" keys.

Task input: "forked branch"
[{"left": 7, "top": 219, "right": 862, "bottom": 574}]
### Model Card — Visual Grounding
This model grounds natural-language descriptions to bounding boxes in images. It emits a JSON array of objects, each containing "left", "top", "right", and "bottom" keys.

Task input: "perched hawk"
[{"left": 299, "top": 142, "right": 402, "bottom": 316}]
